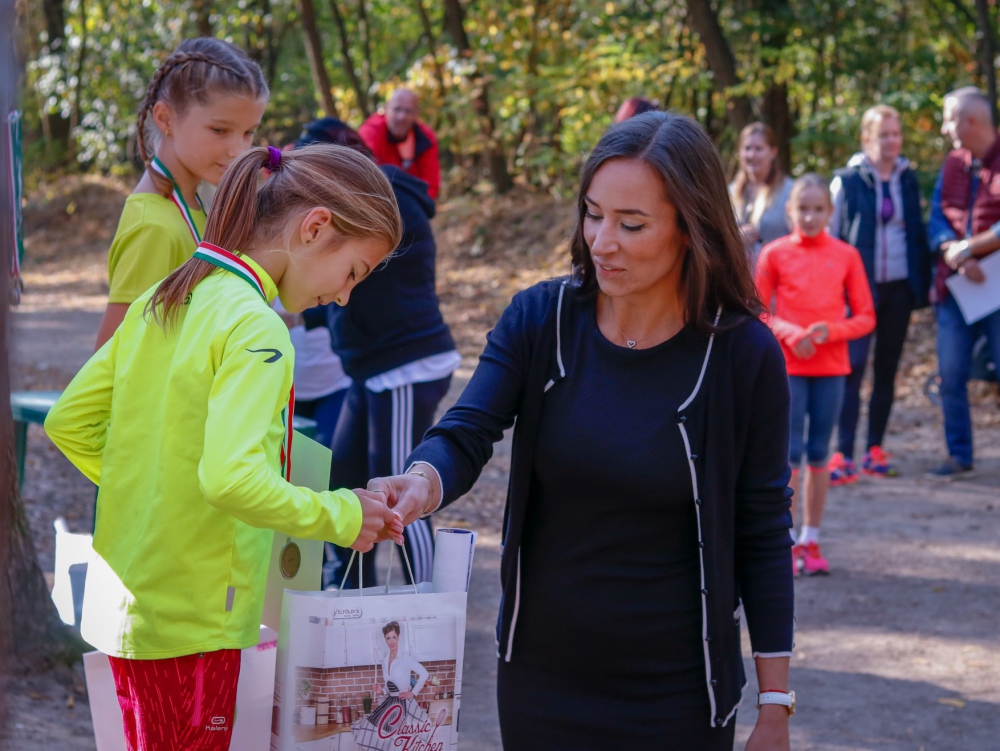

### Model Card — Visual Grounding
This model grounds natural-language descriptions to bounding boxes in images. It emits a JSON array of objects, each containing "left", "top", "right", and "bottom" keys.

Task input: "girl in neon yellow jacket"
[{"left": 45, "top": 144, "right": 405, "bottom": 748}]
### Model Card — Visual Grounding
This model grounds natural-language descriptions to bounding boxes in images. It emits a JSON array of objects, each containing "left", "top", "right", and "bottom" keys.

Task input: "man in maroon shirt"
[
  {"left": 928, "top": 87, "right": 1000, "bottom": 478},
  {"left": 359, "top": 89, "right": 441, "bottom": 200}
]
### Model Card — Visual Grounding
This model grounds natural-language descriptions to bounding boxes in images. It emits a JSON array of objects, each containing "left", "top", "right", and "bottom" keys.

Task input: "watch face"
[{"left": 280, "top": 541, "right": 301, "bottom": 579}]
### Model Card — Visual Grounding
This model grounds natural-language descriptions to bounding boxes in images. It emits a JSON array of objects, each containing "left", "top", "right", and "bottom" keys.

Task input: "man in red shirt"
[{"left": 359, "top": 89, "right": 441, "bottom": 200}]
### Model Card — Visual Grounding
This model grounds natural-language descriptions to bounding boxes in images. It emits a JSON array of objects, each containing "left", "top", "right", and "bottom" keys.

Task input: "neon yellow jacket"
[{"left": 44, "top": 257, "right": 362, "bottom": 659}]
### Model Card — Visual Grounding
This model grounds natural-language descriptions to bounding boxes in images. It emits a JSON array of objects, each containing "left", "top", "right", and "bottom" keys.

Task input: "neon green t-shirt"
[
  {"left": 45, "top": 256, "right": 362, "bottom": 659},
  {"left": 106, "top": 192, "right": 206, "bottom": 304}
]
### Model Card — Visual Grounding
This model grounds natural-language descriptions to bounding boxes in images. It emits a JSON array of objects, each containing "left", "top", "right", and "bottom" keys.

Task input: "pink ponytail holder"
[{"left": 267, "top": 145, "right": 282, "bottom": 171}]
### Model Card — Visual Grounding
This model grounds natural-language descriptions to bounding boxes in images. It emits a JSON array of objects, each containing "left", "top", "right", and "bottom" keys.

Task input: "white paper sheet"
[{"left": 945, "top": 250, "right": 1000, "bottom": 324}]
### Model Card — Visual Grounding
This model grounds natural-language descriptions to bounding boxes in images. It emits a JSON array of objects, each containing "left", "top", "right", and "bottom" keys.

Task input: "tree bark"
[
  {"left": 757, "top": 0, "right": 793, "bottom": 173},
  {"left": 41, "top": 0, "right": 71, "bottom": 161},
  {"left": 68, "top": 0, "right": 88, "bottom": 163},
  {"left": 356, "top": 0, "right": 374, "bottom": 98},
  {"left": 413, "top": 0, "right": 447, "bottom": 95},
  {"left": 297, "top": 0, "right": 340, "bottom": 118},
  {"left": 1, "top": 9, "right": 88, "bottom": 673},
  {"left": 191, "top": 0, "right": 214, "bottom": 36},
  {"left": 443, "top": 0, "right": 512, "bottom": 193},
  {"left": 975, "top": 0, "right": 999, "bottom": 124},
  {"left": 327, "top": 0, "right": 371, "bottom": 117},
  {"left": 683, "top": 0, "right": 755, "bottom": 132}
]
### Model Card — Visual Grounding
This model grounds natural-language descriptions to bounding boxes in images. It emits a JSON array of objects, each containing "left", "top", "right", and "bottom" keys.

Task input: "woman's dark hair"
[
  {"left": 614, "top": 96, "right": 659, "bottom": 123},
  {"left": 136, "top": 38, "right": 269, "bottom": 197},
  {"left": 570, "top": 111, "right": 762, "bottom": 335},
  {"left": 382, "top": 621, "right": 401, "bottom": 636},
  {"left": 296, "top": 117, "right": 371, "bottom": 158}
]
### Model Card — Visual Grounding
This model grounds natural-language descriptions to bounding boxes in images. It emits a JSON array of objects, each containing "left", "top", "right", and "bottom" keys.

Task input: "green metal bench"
[{"left": 11, "top": 390, "right": 317, "bottom": 488}]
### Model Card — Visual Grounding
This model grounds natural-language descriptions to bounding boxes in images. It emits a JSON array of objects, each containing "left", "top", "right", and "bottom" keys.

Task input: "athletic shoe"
[
  {"left": 800, "top": 542, "right": 829, "bottom": 576},
  {"left": 791, "top": 544, "right": 806, "bottom": 577},
  {"left": 828, "top": 453, "right": 859, "bottom": 486},
  {"left": 926, "top": 458, "right": 975, "bottom": 480},
  {"left": 862, "top": 445, "right": 898, "bottom": 477}
]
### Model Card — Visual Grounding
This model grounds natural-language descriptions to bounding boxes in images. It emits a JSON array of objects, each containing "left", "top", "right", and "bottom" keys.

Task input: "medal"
[
  {"left": 279, "top": 536, "right": 302, "bottom": 579},
  {"left": 150, "top": 156, "right": 204, "bottom": 244}
]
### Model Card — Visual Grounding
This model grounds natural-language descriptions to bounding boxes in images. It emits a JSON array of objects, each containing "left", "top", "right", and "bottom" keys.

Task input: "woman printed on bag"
[
  {"left": 368, "top": 112, "right": 794, "bottom": 750},
  {"left": 363, "top": 621, "right": 429, "bottom": 728}
]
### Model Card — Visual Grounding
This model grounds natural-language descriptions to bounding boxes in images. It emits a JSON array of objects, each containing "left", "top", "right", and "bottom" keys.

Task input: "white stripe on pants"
[{"left": 391, "top": 384, "right": 434, "bottom": 583}]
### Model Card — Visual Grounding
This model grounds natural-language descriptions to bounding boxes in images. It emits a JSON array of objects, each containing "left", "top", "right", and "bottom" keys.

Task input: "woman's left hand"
[
  {"left": 398, "top": 691, "right": 414, "bottom": 700},
  {"left": 744, "top": 706, "right": 790, "bottom": 751}
]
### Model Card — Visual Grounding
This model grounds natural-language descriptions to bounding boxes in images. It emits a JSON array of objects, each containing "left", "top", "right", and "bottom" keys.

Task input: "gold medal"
[{"left": 279, "top": 536, "right": 301, "bottom": 579}]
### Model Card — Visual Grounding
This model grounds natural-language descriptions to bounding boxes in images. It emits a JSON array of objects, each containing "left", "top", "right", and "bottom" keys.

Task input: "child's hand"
[
  {"left": 351, "top": 489, "right": 403, "bottom": 551},
  {"left": 792, "top": 336, "right": 817, "bottom": 359},
  {"left": 806, "top": 322, "right": 829, "bottom": 344}
]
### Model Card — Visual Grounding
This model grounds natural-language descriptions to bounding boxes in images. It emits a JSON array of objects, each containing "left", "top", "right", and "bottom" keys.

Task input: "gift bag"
[{"left": 271, "top": 533, "right": 475, "bottom": 751}]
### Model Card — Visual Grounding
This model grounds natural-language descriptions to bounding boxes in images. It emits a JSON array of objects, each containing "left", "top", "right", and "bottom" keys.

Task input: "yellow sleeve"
[
  {"left": 107, "top": 222, "right": 191, "bottom": 305},
  {"left": 198, "top": 312, "right": 362, "bottom": 546},
  {"left": 43, "top": 334, "right": 119, "bottom": 485}
]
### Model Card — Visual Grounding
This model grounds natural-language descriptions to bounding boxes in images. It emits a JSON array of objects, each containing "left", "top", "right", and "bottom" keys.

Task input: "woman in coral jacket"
[{"left": 756, "top": 173, "right": 875, "bottom": 577}]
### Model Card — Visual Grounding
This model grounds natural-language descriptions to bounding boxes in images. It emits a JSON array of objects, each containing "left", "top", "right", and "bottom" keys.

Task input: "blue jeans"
[
  {"left": 935, "top": 295, "right": 1000, "bottom": 467},
  {"left": 789, "top": 375, "right": 845, "bottom": 468}
]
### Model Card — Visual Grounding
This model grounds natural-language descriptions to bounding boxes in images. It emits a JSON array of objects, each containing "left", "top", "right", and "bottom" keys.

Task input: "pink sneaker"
[
  {"left": 829, "top": 452, "right": 859, "bottom": 486},
  {"left": 801, "top": 542, "right": 829, "bottom": 576}
]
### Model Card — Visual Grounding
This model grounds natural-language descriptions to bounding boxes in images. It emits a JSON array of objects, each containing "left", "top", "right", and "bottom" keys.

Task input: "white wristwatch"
[{"left": 756, "top": 690, "right": 795, "bottom": 716}]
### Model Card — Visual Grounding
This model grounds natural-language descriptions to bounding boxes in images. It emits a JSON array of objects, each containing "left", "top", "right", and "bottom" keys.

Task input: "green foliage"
[{"left": 16, "top": 0, "right": 999, "bottom": 194}]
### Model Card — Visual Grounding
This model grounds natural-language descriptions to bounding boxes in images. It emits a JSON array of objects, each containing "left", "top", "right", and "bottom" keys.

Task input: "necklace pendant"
[{"left": 627, "top": 339, "right": 637, "bottom": 349}]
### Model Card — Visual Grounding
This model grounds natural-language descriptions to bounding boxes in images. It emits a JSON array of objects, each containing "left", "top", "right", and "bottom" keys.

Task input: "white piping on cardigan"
[
  {"left": 543, "top": 282, "right": 568, "bottom": 392},
  {"left": 678, "top": 306, "right": 722, "bottom": 727},
  {"left": 503, "top": 549, "right": 522, "bottom": 662}
]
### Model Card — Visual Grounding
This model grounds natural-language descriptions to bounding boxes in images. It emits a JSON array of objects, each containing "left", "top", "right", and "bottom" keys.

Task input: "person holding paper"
[
  {"left": 370, "top": 113, "right": 795, "bottom": 750},
  {"left": 44, "top": 144, "right": 403, "bottom": 751},
  {"left": 827, "top": 105, "right": 932, "bottom": 484},
  {"left": 926, "top": 87, "right": 1000, "bottom": 479}
]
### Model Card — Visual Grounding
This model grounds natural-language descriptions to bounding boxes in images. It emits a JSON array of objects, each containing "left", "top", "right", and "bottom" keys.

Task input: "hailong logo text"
[{"left": 376, "top": 706, "right": 445, "bottom": 751}]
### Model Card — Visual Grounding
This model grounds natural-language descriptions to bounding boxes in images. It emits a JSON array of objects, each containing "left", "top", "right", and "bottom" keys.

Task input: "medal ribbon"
[
  {"left": 150, "top": 156, "right": 204, "bottom": 244},
  {"left": 192, "top": 241, "right": 294, "bottom": 480}
]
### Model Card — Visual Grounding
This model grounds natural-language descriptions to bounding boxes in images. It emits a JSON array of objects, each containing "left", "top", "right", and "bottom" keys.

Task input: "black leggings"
[{"left": 837, "top": 279, "right": 913, "bottom": 459}]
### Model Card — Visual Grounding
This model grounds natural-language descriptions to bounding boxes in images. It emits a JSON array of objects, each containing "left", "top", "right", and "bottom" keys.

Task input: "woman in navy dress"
[{"left": 369, "top": 113, "right": 795, "bottom": 750}]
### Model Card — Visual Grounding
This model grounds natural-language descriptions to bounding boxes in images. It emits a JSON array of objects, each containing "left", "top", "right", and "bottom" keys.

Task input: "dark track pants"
[
  {"left": 326, "top": 376, "right": 452, "bottom": 588},
  {"left": 837, "top": 280, "right": 913, "bottom": 459}
]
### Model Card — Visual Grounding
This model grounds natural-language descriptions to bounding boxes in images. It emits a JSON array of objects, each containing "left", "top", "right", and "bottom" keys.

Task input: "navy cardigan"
[{"left": 408, "top": 279, "right": 795, "bottom": 728}]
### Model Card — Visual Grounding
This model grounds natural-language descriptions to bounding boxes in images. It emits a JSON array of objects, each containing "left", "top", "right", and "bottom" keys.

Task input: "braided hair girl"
[{"left": 95, "top": 38, "right": 269, "bottom": 349}]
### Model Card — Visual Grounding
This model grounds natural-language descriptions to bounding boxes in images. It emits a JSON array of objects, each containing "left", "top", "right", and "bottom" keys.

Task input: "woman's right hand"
[
  {"left": 792, "top": 335, "right": 816, "bottom": 360},
  {"left": 351, "top": 489, "right": 403, "bottom": 551},
  {"left": 367, "top": 469, "right": 441, "bottom": 527}
]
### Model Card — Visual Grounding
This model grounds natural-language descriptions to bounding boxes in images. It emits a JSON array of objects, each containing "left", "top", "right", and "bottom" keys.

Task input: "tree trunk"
[
  {"left": 443, "top": 0, "right": 512, "bottom": 193},
  {"left": 682, "top": 0, "right": 755, "bottom": 132},
  {"left": 327, "top": 0, "right": 371, "bottom": 117},
  {"left": 757, "top": 0, "right": 793, "bottom": 173},
  {"left": 1, "top": 12, "right": 88, "bottom": 673},
  {"left": 68, "top": 0, "right": 88, "bottom": 163},
  {"left": 413, "top": 0, "right": 447, "bottom": 95},
  {"left": 41, "top": 0, "right": 71, "bottom": 162},
  {"left": 192, "top": 0, "right": 214, "bottom": 36},
  {"left": 975, "top": 0, "right": 999, "bottom": 124},
  {"left": 297, "top": 0, "right": 340, "bottom": 118},
  {"left": 356, "top": 0, "right": 374, "bottom": 98}
]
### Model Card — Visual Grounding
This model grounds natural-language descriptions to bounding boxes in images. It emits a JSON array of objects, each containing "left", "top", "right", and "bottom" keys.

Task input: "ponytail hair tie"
[{"left": 267, "top": 145, "right": 282, "bottom": 171}]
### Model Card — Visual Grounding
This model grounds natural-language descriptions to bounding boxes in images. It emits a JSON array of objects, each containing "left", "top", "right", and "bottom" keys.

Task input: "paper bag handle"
[{"left": 337, "top": 542, "right": 418, "bottom": 596}]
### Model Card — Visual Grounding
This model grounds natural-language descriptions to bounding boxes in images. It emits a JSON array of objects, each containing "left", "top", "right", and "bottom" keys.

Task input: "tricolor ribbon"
[
  {"left": 192, "top": 241, "right": 294, "bottom": 481},
  {"left": 150, "top": 156, "right": 204, "bottom": 244}
]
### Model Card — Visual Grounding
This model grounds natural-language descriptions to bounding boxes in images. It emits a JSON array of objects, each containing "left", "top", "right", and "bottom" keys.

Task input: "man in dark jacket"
[{"left": 927, "top": 87, "right": 1000, "bottom": 478}]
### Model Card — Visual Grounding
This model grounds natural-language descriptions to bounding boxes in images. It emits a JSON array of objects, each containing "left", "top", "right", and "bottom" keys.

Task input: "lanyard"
[
  {"left": 150, "top": 156, "right": 205, "bottom": 244},
  {"left": 193, "top": 241, "right": 295, "bottom": 480}
]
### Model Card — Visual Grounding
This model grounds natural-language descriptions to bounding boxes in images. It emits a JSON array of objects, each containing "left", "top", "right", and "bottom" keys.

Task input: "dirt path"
[{"left": 5, "top": 182, "right": 999, "bottom": 749}]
